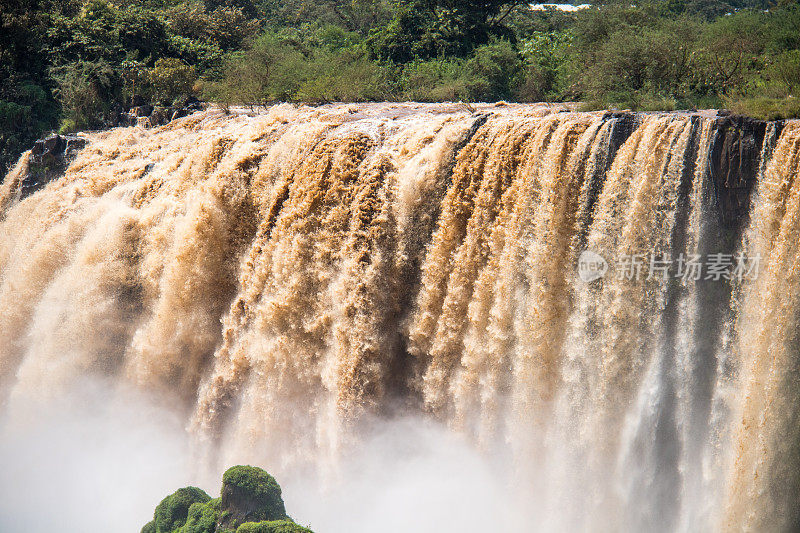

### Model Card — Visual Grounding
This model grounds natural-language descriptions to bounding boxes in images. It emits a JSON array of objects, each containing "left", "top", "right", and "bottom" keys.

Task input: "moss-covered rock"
[
  {"left": 179, "top": 498, "right": 221, "bottom": 533},
  {"left": 149, "top": 486, "right": 211, "bottom": 533},
  {"left": 235, "top": 520, "right": 314, "bottom": 533},
  {"left": 142, "top": 466, "right": 311, "bottom": 533},
  {"left": 220, "top": 465, "right": 287, "bottom": 527}
]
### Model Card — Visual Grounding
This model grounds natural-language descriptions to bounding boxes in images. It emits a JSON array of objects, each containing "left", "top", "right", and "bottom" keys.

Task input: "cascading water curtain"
[{"left": 1, "top": 103, "right": 797, "bottom": 532}]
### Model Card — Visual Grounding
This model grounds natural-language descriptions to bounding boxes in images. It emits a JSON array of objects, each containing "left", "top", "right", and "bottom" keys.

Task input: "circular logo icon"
[{"left": 578, "top": 250, "right": 608, "bottom": 282}]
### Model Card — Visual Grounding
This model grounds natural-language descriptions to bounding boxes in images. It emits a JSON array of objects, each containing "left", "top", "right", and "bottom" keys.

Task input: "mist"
[
  {"left": 283, "top": 417, "right": 530, "bottom": 533},
  {"left": 0, "top": 380, "right": 197, "bottom": 532},
  {"left": 0, "top": 378, "right": 528, "bottom": 532}
]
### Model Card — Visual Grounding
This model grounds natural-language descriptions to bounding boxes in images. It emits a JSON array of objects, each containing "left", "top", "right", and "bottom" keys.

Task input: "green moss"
[
  {"left": 222, "top": 466, "right": 282, "bottom": 501},
  {"left": 179, "top": 498, "right": 221, "bottom": 533},
  {"left": 235, "top": 520, "right": 313, "bottom": 533},
  {"left": 153, "top": 486, "right": 211, "bottom": 533},
  {"left": 143, "top": 467, "right": 312, "bottom": 533},
  {"left": 221, "top": 465, "right": 287, "bottom": 522}
]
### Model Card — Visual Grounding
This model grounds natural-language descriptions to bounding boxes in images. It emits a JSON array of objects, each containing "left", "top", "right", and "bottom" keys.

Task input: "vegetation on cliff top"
[
  {"left": 2, "top": 0, "right": 800, "bottom": 174},
  {"left": 141, "top": 465, "right": 312, "bottom": 533}
]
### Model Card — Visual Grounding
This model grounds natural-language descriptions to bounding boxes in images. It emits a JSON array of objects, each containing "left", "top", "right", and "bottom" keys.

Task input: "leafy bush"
[
  {"left": 464, "top": 39, "right": 524, "bottom": 101},
  {"left": 121, "top": 59, "right": 150, "bottom": 107},
  {"left": 167, "top": 2, "right": 260, "bottom": 50},
  {"left": 367, "top": 0, "right": 522, "bottom": 63},
  {"left": 517, "top": 30, "right": 573, "bottom": 101},
  {"left": 296, "top": 51, "right": 391, "bottom": 102},
  {"left": 149, "top": 58, "right": 197, "bottom": 105},
  {"left": 204, "top": 33, "right": 308, "bottom": 106},
  {"left": 399, "top": 59, "right": 470, "bottom": 101},
  {"left": 693, "top": 10, "right": 767, "bottom": 96},
  {"left": 205, "top": 34, "right": 391, "bottom": 104},
  {"left": 180, "top": 498, "right": 222, "bottom": 533},
  {"left": 766, "top": 50, "right": 800, "bottom": 96},
  {"left": 50, "top": 60, "right": 117, "bottom": 132}
]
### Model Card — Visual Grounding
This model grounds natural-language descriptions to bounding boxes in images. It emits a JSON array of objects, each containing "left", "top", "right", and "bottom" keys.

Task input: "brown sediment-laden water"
[{"left": 1, "top": 103, "right": 798, "bottom": 532}]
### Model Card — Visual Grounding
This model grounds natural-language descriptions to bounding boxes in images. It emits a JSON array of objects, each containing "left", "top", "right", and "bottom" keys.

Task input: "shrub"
[
  {"left": 694, "top": 10, "right": 767, "bottom": 96},
  {"left": 296, "top": 51, "right": 391, "bottom": 102},
  {"left": 724, "top": 96, "right": 800, "bottom": 120},
  {"left": 204, "top": 33, "right": 308, "bottom": 106},
  {"left": 149, "top": 58, "right": 197, "bottom": 105},
  {"left": 167, "top": 2, "right": 259, "bottom": 50},
  {"left": 464, "top": 39, "right": 524, "bottom": 101},
  {"left": 517, "top": 30, "right": 573, "bottom": 101},
  {"left": 121, "top": 59, "right": 149, "bottom": 108},
  {"left": 50, "top": 60, "right": 116, "bottom": 132},
  {"left": 767, "top": 50, "right": 800, "bottom": 96},
  {"left": 399, "top": 59, "right": 470, "bottom": 102}
]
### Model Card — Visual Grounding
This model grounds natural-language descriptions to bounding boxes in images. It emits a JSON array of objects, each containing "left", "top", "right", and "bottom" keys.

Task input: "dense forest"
[{"left": 2, "top": 0, "right": 799, "bottom": 172}]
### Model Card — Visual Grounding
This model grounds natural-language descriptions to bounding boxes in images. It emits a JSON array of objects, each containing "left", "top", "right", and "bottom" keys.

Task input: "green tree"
[
  {"left": 367, "top": 0, "right": 523, "bottom": 62},
  {"left": 149, "top": 57, "right": 198, "bottom": 104},
  {"left": 767, "top": 50, "right": 800, "bottom": 95},
  {"left": 51, "top": 59, "right": 116, "bottom": 132},
  {"left": 464, "top": 39, "right": 523, "bottom": 101}
]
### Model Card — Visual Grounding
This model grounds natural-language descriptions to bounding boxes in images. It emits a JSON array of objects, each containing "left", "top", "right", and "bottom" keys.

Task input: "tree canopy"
[{"left": 2, "top": 0, "right": 800, "bottom": 173}]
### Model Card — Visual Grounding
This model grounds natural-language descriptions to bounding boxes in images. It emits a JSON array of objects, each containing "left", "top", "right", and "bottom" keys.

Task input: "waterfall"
[{"left": 0, "top": 103, "right": 796, "bottom": 532}]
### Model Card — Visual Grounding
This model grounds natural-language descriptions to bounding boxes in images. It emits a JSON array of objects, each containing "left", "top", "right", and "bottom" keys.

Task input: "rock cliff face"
[
  {"left": 709, "top": 114, "right": 782, "bottom": 227},
  {"left": 3, "top": 108, "right": 784, "bottom": 227},
  {"left": 24, "top": 134, "right": 87, "bottom": 198}
]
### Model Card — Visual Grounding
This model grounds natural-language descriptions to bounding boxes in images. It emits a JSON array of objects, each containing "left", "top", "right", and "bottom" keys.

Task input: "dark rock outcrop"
[
  {"left": 13, "top": 97, "right": 204, "bottom": 194},
  {"left": 23, "top": 134, "right": 87, "bottom": 198},
  {"left": 132, "top": 104, "right": 155, "bottom": 118},
  {"left": 122, "top": 98, "right": 204, "bottom": 128},
  {"left": 708, "top": 114, "right": 783, "bottom": 227}
]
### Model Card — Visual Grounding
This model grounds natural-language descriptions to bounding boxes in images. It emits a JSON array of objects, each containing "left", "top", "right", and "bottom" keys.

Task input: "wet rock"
[
  {"left": 65, "top": 136, "right": 87, "bottom": 158},
  {"left": 709, "top": 114, "right": 779, "bottom": 227},
  {"left": 171, "top": 108, "right": 189, "bottom": 121},
  {"left": 180, "top": 95, "right": 204, "bottom": 111},
  {"left": 130, "top": 94, "right": 146, "bottom": 107},
  {"left": 120, "top": 99, "right": 203, "bottom": 129},
  {"left": 132, "top": 104, "right": 154, "bottom": 118},
  {"left": 23, "top": 134, "right": 88, "bottom": 199},
  {"left": 149, "top": 106, "right": 169, "bottom": 126}
]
